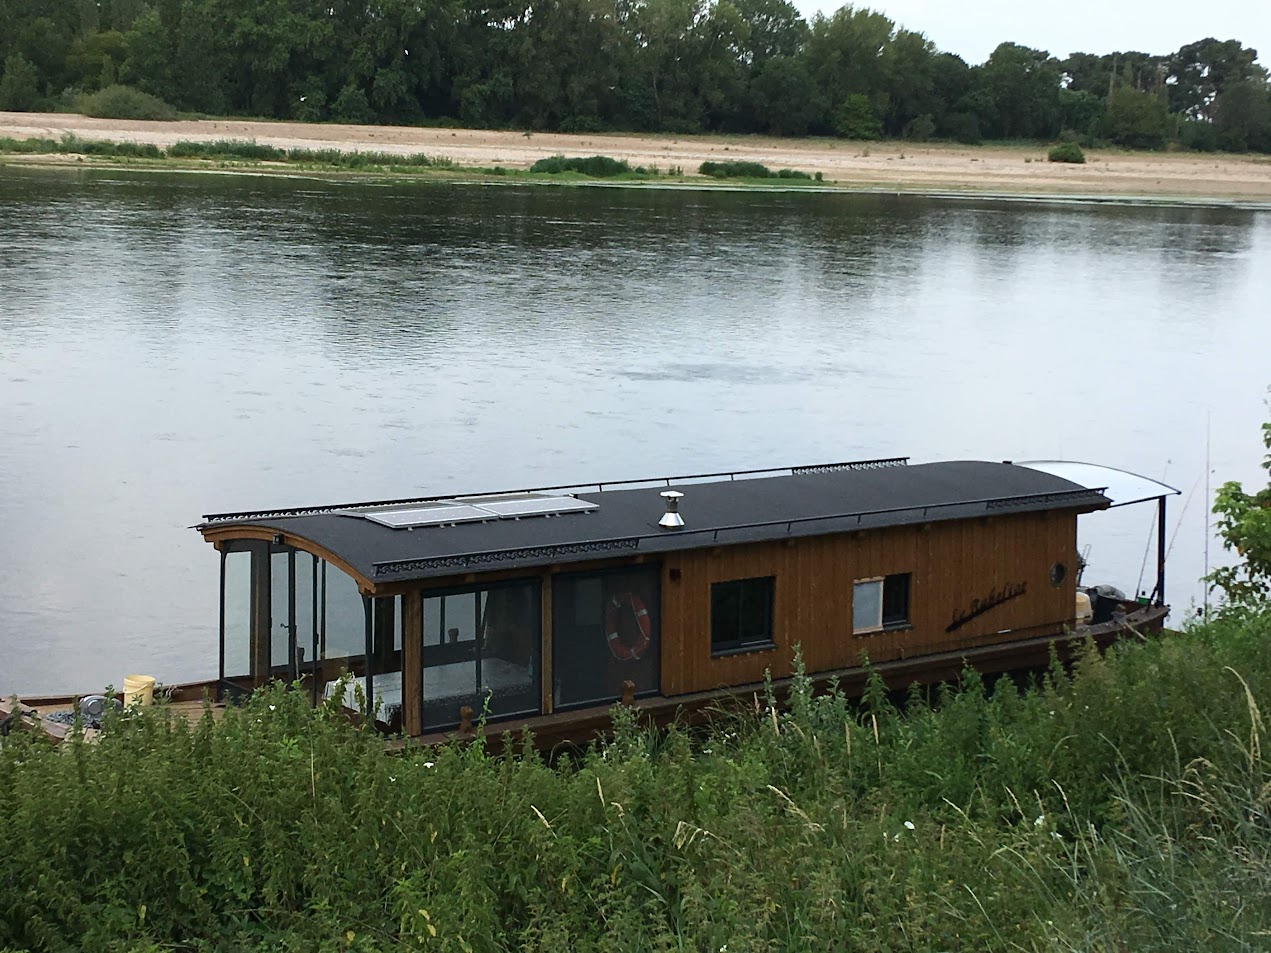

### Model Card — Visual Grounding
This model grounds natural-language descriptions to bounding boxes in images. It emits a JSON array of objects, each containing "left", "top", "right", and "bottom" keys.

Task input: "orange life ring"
[{"left": 605, "top": 592, "right": 652, "bottom": 660}]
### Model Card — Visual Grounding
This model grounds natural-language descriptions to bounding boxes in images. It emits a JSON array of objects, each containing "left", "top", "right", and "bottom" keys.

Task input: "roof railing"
[
  {"left": 200, "top": 456, "right": 910, "bottom": 524},
  {"left": 370, "top": 485, "right": 1108, "bottom": 577}
]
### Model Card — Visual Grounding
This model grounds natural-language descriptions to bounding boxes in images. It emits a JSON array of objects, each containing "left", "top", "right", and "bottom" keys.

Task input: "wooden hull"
[{"left": 2, "top": 604, "right": 1168, "bottom": 748}]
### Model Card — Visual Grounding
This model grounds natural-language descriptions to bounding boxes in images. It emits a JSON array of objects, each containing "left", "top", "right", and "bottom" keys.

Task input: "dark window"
[
  {"left": 711, "top": 577, "right": 775, "bottom": 654},
  {"left": 854, "top": 573, "right": 911, "bottom": 633},
  {"left": 421, "top": 580, "right": 541, "bottom": 732},
  {"left": 882, "top": 573, "right": 911, "bottom": 627},
  {"left": 553, "top": 567, "right": 660, "bottom": 709}
]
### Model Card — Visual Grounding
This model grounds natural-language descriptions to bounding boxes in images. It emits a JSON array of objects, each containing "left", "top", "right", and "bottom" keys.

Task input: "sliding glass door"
[{"left": 420, "top": 580, "right": 541, "bottom": 732}]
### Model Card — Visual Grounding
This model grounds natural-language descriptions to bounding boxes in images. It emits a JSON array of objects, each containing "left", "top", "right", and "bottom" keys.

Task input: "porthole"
[{"left": 1050, "top": 562, "right": 1067, "bottom": 587}]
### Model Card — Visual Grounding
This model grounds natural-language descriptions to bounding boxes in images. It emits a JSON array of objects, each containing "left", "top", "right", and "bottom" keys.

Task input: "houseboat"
[{"left": 5, "top": 457, "right": 1178, "bottom": 746}]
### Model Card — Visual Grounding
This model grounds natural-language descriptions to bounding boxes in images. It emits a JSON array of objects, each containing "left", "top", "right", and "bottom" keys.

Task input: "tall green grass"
[
  {"left": 0, "top": 135, "right": 454, "bottom": 170},
  {"left": 1, "top": 613, "right": 1268, "bottom": 951},
  {"left": 0, "top": 134, "right": 162, "bottom": 158}
]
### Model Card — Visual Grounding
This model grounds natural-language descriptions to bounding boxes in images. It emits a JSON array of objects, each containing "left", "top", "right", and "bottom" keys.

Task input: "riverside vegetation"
[
  {"left": 1, "top": 0, "right": 1269, "bottom": 154},
  {"left": 0, "top": 136, "right": 826, "bottom": 183},
  {"left": 1, "top": 617, "right": 1269, "bottom": 951},
  {"left": 1, "top": 432, "right": 1269, "bottom": 951}
]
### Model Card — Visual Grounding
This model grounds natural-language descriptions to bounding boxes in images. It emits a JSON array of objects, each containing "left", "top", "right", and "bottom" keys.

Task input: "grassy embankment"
[
  {"left": 2, "top": 610, "right": 1269, "bottom": 951},
  {"left": 0, "top": 136, "right": 820, "bottom": 186}
]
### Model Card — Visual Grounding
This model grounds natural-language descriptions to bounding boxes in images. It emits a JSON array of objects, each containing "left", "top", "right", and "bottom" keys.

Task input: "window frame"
[
  {"left": 710, "top": 575, "right": 777, "bottom": 656},
  {"left": 853, "top": 572, "right": 912, "bottom": 636}
]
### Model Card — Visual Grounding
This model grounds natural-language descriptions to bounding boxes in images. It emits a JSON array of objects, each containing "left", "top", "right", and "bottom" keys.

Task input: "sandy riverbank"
[{"left": 4, "top": 111, "right": 1271, "bottom": 201}]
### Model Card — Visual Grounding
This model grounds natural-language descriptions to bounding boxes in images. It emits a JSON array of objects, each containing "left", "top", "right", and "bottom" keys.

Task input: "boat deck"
[{"left": 2, "top": 697, "right": 228, "bottom": 744}]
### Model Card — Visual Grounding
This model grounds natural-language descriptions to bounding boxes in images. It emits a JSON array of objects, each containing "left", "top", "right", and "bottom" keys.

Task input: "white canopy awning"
[{"left": 1017, "top": 461, "right": 1179, "bottom": 508}]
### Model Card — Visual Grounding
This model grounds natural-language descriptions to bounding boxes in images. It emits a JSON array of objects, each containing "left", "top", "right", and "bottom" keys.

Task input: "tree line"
[{"left": 2, "top": 0, "right": 1269, "bottom": 151}]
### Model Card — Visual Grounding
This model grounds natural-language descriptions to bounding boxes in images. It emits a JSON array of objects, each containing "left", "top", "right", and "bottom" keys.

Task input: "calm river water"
[{"left": 1, "top": 167, "right": 1267, "bottom": 694}]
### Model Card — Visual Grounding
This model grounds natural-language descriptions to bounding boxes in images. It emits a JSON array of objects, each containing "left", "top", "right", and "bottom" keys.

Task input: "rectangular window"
[
  {"left": 853, "top": 573, "right": 911, "bottom": 634},
  {"left": 711, "top": 576, "right": 775, "bottom": 654},
  {"left": 553, "top": 567, "right": 660, "bottom": 709},
  {"left": 421, "top": 580, "right": 541, "bottom": 732}
]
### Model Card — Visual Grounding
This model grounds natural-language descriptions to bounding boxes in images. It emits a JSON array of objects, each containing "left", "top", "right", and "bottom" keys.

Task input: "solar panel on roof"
[
  {"left": 356, "top": 494, "right": 598, "bottom": 529},
  {"left": 361, "top": 504, "right": 495, "bottom": 528},
  {"left": 476, "top": 496, "right": 598, "bottom": 518}
]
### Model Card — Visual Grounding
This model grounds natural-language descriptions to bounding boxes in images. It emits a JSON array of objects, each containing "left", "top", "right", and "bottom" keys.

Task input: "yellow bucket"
[{"left": 123, "top": 674, "right": 156, "bottom": 707}]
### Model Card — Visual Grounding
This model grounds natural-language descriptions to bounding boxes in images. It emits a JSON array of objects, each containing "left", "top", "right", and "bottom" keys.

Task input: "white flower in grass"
[
  {"left": 903, "top": 820, "right": 915, "bottom": 830},
  {"left": 269, "top": 704, "right": 276, "bottom": 711},
  {"left": 423, "top": 761, "right": 436, "bottom": 769},
  {"left": 1034, "top": 815, "right": 1045, "bottom": 828}
]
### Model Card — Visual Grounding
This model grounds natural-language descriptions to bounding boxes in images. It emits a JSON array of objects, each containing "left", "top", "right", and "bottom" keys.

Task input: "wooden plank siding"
[{"left": 658, "top": 509, "right": 1078, "bottom": 696}]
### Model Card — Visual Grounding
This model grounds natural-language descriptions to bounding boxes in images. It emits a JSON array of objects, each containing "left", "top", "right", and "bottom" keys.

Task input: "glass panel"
[
  {"left": 443, "top": 592, "right": 478, "bottom": 646},
  {"left": 423, "top": 581, "right": 541, "bottom": 732},
  {"left": 853, "top": 580, "right": 883, "bottom": 631},
  {"left": 323, "top": 567, "right": 365, "bottom": 662},
  {"left": 553, "top": 568, "right": 660, "bottom": 709},
  {"left": 294, "top": 552, "right": 315, "bottom": 670},
  {"left": 882, "top": 573, "right": 910, "bottom": 627},
  {"left": 271, "top": 551, "right": 292, "bottom": 676},
  {"left": 423, "top": 594, "right": 442, "bottom": 645},
  {"left": 319, "top": 563, "right": 369, "bottom": 708},
  {"left": 711, "top": 581, "right": 740, "bottom": 647},
  {"left": 222, "top": 550, "right": 252, "bottom": 682},
  {"left": 369, "top": 596, "right": 403, "bottom": 733},
  {"left": 737, "top": 579, "right": 773, "bottom": 645},
  {"left": 481, "top": 584, "right": 540, "bottom": 719},
  {"left": 711, "top": 577, "right": 773, "bottom": 651}
]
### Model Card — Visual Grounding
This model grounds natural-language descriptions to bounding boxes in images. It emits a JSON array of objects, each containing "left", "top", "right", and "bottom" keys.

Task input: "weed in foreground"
[{"left": 0, "top": 613, "right": 1268, "bottom": 951}]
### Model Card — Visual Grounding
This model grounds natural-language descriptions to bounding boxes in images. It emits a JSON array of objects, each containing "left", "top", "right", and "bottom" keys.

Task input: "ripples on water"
[{"left": 1, "top": 168, "right": 1267, "bottom": 692}]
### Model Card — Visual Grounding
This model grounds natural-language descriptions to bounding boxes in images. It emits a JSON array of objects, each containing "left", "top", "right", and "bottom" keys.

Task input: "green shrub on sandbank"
[
  {"left": 698, "top": 160, "right": 813, "bottom": 180},
  {"left": 529, "top": 154, "right": 659, "bottom": 177},
  {"left": 1, "top": 612, "right": 1269, "bottom": 951},
  {"left": 1048, "top": 140, "right": 1087, "bottom": 163},
  {"left": 77, "top": 84, "right": 177, "bottom": 121}
]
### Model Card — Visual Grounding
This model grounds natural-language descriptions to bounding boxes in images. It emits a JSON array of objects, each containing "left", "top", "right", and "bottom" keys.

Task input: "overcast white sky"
[{"left": 793, "top": 0, "right": 1271, "bottom": 67}]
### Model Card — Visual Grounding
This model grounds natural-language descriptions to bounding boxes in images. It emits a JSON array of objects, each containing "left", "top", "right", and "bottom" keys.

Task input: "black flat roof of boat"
[{"left": 199, "top": 459, "right": 1108, "bottom": 586}]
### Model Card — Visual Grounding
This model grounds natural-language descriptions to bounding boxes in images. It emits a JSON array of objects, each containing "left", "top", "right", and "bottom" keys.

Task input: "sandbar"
[{"left": 3, "top": 111, "right": 1270, "bottom": 203}]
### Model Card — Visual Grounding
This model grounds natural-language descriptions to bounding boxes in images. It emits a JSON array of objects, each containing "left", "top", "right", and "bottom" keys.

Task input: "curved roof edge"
[{"left": 1017, "top": 461, "right": 1180, "bottom": 508}]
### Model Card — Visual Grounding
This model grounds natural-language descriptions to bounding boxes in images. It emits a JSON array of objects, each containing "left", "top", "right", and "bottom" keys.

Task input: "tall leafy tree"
[
  {"left": 513, "top": 0, "right": 622, "bottom": 130},
  {"left": 1166, "top": 37, "right": 1264, "bottom": 120},
  {"left": 973, "top": 42, "right": 1061, "bottom": 139},
  {"left": 1100, "top": 85, "right": 1172, "bottom": 148},
  {"left": 626, "top": 0, "right": 706, "bottom": 130},
  {"left": 747, "top": 55, "right": 822, "bottom": 135},
  {"left": 729, "top": 0, "right": 805, "bottom": 64},
  {"left": 807, "top": 7, "right": 894, "bottom": 137},
  {"left": 880, "top": 28, "right": 937, "bottom": 136},
  {"left": 1212, "top": 78, "right": 1271, "bottom": 151},
  {"left": 0, "top": 52, "right": 40, "bottom": 109}
]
